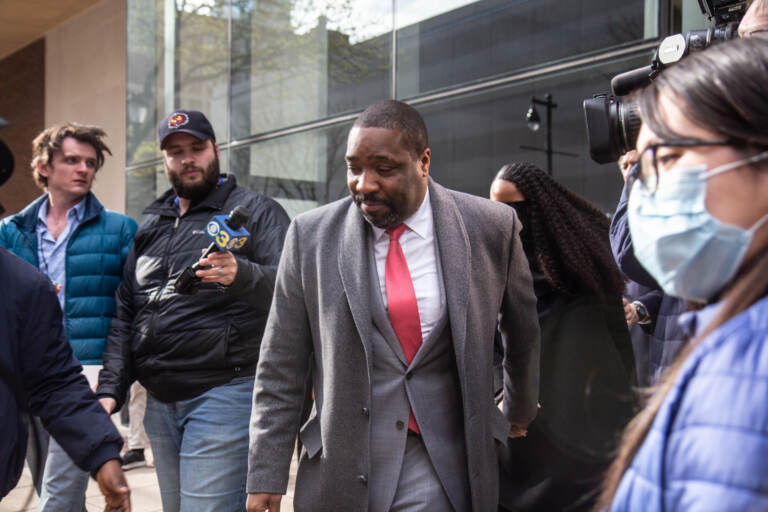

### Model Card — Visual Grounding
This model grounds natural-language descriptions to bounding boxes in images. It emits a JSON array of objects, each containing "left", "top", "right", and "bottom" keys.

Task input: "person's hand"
[
  {"left": 618, "top": 150, "right": 639, "bottom": 181},
  {"left": 246, "top": 493, "right": 282, "bottom": 512},
  {"left": 54, "top": 283, "right": 63, "bottom": 294},
  {"left": 96, "top": 459, "right": 131, "bottom": 512},
  {"left": 508, "top": 422, "right": 529, "bottom": 438},
  {"left": 623, "top": 298, "right": 639, "bottom": 326},
  {"left": 196, "top": 250, "right": 238, "bottom": 286},
  {"left": 496, "top": 400, "right": 535, "bottom": 438},
  {"left": 99, "top": 397, "right": 117, "bottom": 414}
]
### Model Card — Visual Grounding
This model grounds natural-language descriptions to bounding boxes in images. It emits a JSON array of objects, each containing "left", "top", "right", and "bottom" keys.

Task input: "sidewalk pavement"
[{"left": 1, "top": 419, "right": 297, "bottom": 511}]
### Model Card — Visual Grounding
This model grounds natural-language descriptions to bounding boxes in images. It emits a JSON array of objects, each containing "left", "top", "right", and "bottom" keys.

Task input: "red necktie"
[{"left": 385, "top": 224, "right": 422, "bottom": 433}]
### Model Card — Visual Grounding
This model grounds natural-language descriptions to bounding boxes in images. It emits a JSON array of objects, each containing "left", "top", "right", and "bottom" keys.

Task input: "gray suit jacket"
[{"left": 248, "top": 179, "right": 540, "bottom": 511}]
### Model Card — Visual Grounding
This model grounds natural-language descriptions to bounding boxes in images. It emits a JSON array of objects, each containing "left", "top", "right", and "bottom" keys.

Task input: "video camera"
[{"left": 583, "top": 0, "right": 747, "bottom": 164}]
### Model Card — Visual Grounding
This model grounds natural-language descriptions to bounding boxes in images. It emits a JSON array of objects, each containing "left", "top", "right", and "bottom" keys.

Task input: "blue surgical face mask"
[{"left": 627, "top": 151, "right": 768, "bottom": 302}]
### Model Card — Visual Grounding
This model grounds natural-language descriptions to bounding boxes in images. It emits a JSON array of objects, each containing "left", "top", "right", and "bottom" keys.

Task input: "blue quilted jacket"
[
  {"left": 611, "top": 295, "right": 768, "bottom": 511},
  {"left": 0, "top": 193, "right": 137, "bottom": 365}
]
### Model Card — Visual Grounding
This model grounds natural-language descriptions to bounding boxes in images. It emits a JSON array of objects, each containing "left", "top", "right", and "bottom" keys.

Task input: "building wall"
[
  {"left": 125, "top": 0, "right": 661, "bottom": 219},
  {"left": 0, "top": 39, "right": 45, "bottom": 218},
  {"left": 46, "top": 0, "right": 127, "bottom": 213}
]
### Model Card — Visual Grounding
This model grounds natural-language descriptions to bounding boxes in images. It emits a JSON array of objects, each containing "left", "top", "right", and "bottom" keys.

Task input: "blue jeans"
[
  {"left": 38, "top": 435, "right": 89, "bottom": 512},
  {"left": 143, "top": 376, "right": 253, "bottom": 512}
]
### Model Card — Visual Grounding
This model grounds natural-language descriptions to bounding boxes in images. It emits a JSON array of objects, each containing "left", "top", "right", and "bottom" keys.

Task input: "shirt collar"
[
  {"left": 371, "top": 188, "right": 432, "bottom": 242},
  {"left": 37, "top": 196, "right": 87, "bottom": 227}
]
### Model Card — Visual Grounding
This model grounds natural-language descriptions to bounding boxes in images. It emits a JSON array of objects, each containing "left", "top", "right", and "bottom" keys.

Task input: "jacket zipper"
[{"left": 147, "top": 215, "right": 183, "bottom": 341}]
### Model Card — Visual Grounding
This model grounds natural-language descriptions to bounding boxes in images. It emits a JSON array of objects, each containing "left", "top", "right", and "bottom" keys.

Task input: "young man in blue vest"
[{"left": 0, "top": 122, "right": 137, "bottom": 512}]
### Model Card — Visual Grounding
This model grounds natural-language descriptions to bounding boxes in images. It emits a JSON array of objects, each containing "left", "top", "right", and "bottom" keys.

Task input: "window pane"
[
  {"left": 126, "top": 162, "right": 165, "bottom": 221},
  {"left": 127, "top": 0, "right": 229, "bottom": 166},
  {"left": 175, "top": 1, "right": 230, "bottom": 141},
  {"left": 229, "top": 122, "right": 352, "bottom": 218},
  {"left": 230, "top": 0, "right": 392, "bottom": 140},
  {"left": 127, "top": 0, "right": 164, "bottom": 166},
  {"left": 418, "top": 53, "right": 650, "bottom": 212},
  {"left": 396, "top": 0, "right": 650, "bottom": 99}
]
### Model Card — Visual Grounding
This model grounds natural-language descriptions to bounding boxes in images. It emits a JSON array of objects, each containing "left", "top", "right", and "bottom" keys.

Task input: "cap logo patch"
[{"left": 168, "top": 113, "right": 189, "bottom": 129}]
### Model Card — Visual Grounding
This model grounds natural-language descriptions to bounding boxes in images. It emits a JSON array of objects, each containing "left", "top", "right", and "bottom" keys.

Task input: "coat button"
[
  {"left": 362, "top": 407, "right": 369, "bottom": 417},
  {"left": 396, "top": 420, "right": 405, "bottom": 430},
  {"left": 234, "top": 366, "right": 241, "bottom": 372},
  {"left": 358, "top": 474, "right": 368, "bottom": 485}
]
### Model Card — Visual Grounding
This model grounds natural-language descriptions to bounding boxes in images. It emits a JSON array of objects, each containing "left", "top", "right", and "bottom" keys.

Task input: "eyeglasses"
[{"left": 627, "top": 138, "right": 733, "bottom": 195}]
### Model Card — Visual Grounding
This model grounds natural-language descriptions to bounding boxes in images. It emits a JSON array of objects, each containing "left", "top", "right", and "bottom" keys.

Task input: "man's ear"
[
  {"left": 420, "top": 148, "right": 431, "bottom": 177},
  {"left": 36, "top": 160, "right": 50, "bottom": 178}
]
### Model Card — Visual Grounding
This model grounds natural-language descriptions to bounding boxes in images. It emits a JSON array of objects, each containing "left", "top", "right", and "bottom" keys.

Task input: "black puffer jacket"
[{"left": 97, "top": 175, "right": 290, "bottom": 409}]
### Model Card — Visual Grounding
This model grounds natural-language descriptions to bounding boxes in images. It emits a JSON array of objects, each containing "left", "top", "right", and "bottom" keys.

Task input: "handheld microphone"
[{"left": 173, "top": 206, "right": 251, "bottom": 294}]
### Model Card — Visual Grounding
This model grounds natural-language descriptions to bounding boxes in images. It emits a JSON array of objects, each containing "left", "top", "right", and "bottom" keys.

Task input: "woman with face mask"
[
  {"left": 490, "top": 162, "right": 637, "bottom": 512},
  {"left": 597, "top": 37, "right": 768, "bottom": 511}
]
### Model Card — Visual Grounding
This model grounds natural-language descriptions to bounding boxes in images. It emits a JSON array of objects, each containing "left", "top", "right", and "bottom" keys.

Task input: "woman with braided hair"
[
  {"left": 493, "top": 162, "right": 626, "bottom": 297},
  {"left": 490, "top": 162, "right": 636, "bottom": 512}
]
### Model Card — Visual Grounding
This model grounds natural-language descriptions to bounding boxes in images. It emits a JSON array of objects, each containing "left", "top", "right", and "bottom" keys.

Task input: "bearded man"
[{"left": 96, "top": 109, "right": 290, "bottom": 512}]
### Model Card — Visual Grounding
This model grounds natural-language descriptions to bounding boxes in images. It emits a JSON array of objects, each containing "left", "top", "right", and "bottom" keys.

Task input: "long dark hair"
[
  {"left": 496, "top": 161, "right": 625, "bottom": 299},
  {"left": 596, "top": 37, "right": 768, "bottom": 510}
]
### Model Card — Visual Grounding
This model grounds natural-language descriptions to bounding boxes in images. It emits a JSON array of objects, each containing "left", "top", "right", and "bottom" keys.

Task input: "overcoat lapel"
[
  {"left": 338, "top": 203, "right": 375, "bottom": 368},
  {"left": 428, "top": 179, "right": 470, "bottom": 379}
]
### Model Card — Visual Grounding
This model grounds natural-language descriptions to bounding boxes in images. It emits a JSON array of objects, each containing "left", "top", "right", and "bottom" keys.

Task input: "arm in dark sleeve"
[
  {"left": 97, "top": 244, "right": 138, "bottom": 411},
  {"left": 247, "top": 221, "right": 313, "bottom": 494},
  {"left": 498, "top": 211, "right": 541, "bottom": 425},
  {"left": 635, "top": 289, "right": 663, "bottom": 321},
  {"left": 610, "top": 181, "right": 659, "bottom": 288},
  {"left": 20, "top": 272, "right": 122, "bottom": 476},
  {"left": 228, "top": 197, "right": 291, "bottom": 307}
]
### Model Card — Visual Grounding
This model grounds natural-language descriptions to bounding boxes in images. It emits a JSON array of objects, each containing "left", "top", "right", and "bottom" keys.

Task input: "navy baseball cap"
[{"left": 158, "top": 109, "right": 216, "bottom": 148}]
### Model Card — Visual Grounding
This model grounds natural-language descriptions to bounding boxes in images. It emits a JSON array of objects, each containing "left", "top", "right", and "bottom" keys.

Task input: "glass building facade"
[{"left": 126, "top": 0, "right": 707, "bottom": 219}]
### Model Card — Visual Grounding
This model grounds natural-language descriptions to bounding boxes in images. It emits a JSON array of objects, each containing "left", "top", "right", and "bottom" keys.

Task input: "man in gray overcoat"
[{"left": 246, "top": 100, "right": 540, "bottom": 512}]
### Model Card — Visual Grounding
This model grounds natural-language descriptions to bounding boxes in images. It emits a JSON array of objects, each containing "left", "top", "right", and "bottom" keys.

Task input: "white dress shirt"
[{"left": 371, "top": 189, "right": 445, "bottom": 341}]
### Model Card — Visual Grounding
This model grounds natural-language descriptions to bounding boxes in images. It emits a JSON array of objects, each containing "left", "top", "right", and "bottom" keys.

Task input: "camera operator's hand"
[
  {"left": 618, "top": 150, "right": 639, "bottom": 181},
  {"left": 196, "top": 250, "right": 238, "bottom": 286}
]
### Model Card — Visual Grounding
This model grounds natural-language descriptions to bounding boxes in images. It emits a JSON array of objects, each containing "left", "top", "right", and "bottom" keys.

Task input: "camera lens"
[
  {"left": 583, "top": 95, "right": 642, "bottom": 164},
  {"left": 617, "top": 100, "right": 642, "bottom": 156}
]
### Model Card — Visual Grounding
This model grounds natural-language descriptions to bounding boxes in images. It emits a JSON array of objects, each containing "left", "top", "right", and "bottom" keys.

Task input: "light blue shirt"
[{"left": 36, "top": 197, "right": 87, "bottom": 313}]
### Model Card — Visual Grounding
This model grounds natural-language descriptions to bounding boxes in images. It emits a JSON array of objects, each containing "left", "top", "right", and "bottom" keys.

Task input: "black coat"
[
  {"left": 610, "top": 181, "right": 688, "bottom": 384},
  {"left": 498, "top": 271, "right": 636, "bottom": 512},
  {"left": 97, "top": 175, "right": 290, "bottom": 409},
  {"left": 0, "top": 247, "right": 122, "bottom": 498}
]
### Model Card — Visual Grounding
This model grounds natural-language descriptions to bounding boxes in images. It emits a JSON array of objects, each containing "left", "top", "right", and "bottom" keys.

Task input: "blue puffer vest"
[
  {"left": 610, "top": 296, "right": 768, "bottom": 511},
  {"left": 0, "top": 193, "right": 137, "bottom": 364}
]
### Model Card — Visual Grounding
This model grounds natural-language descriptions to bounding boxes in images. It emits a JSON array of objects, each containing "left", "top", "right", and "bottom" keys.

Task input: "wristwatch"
[{"left": 632, "top": 301, "right": 651, "bottom": 324}]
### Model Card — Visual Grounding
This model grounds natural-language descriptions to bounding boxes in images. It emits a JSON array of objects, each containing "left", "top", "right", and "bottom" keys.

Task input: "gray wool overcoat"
[{"left": 247, "top": 178, "right": 540, "bottom": 511}]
